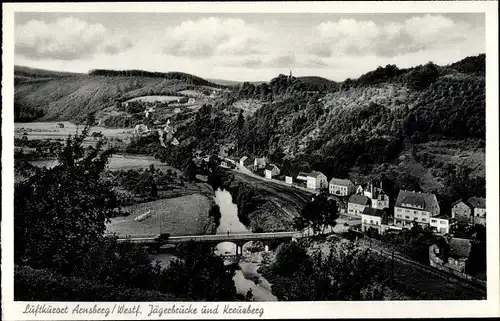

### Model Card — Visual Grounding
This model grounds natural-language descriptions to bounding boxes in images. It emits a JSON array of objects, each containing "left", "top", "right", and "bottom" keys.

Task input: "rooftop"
[
  {"left": 329, "top": 178, "right": 353, "bottom": 186},
  {"left": 265, "top": 164, "right": 278, "bottom": 171},
  {"left": 395, "top": 190, "right": 437, "bottom": 212},
  {"left": 361, "top": 207, "right": 385, "bottom": 217},
  {"left": 308, "top": 171, "right": 325, "bottom": 179},
  {"left": 467, "top": 197, "right": 486, "bottom": 209},
  {"left": 239, "top": 156, "right": 248, "bottom": 162},
  {"left": 348, "top": 194, "right": 371, "bottom": 206}
]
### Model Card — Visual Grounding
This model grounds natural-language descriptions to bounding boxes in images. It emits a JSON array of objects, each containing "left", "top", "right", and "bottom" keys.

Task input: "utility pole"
[{"left": 391, "top": 250, "right": 395, "bottom": 286}]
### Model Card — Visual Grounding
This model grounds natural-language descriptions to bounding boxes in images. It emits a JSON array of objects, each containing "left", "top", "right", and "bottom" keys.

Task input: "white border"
[{"left": 2, "top": 1, "right": 499, "bottom": 319}]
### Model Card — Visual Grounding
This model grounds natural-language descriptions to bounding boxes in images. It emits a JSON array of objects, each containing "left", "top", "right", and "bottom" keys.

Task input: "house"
[
  {"left": 188, "top": 98, "right": 196, "bottom": 104},
  {"left": 264, "top": 164, "right": 280, "bottom": 179},
  {"left": 393, "top": 190, "right": 440, "bottom": 229},
  {"left": 347, "top": 194, "right": 371, "bottom": 216},
  {"left": 429, "top": 237, "right": 471, "bottom": 273},
  {"left": 176, "top": 97, "right": 189, "bottom": 103},
  {"left": 430, "top": 215, "right": 451, "bottom": 234},
  {"left": 285, "top": 176, "right": 293, "bottom": 184},
  {"left": 361, "top": 207, "right": 387, "bottom": 233},
  {"left": 296, "top": 172, "right": 309, "bottom": 182},
  {"left": 329, "top": 178, "right": 356, "bottom": 196},
  {"left": 239, "top": 156, "right": 249, "bottom": 167},
  {"left": 56, "top": 123, "right": 65, "bottom": 128},
  {"left": 306, "top": 171, "right": 328, "bottom": 190},
  {"left": 362, "top": 181, "right": 389, "bottom": 210},
  {"left": 468, "top": 197, "right": 486, "bottom": 226},
  {"left": 451, "top": 199, "right": 472, "bottom": 224},
  {"left": 253, "top": 157, "right": 267, "bottom": 170}
]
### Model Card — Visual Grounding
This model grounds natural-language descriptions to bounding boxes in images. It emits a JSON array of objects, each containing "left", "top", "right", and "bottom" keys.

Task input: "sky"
[{"left": 14, "top": 12, "right": 485, "bottom": 82}]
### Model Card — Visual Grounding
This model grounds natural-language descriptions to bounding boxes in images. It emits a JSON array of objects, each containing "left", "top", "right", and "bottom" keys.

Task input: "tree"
[
  {"left": 14, "top": 119, "right": 120, "bottom": 274},
  {"left": 159, "top": 242, "right": 236, "bottom": 301},
  {"left": 300, "top": 192, "right": 338, "bottom": 235}
]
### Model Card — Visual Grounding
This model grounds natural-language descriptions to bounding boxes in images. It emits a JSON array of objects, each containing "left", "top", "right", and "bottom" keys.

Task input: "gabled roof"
[
  {"left": 329, "top": 178, "right": 353, "bottom": 186},
  {"left": 361, "top": 207, "right": 385, "bottom": 217},
  {"left": 467, "top": 197, "right": 486, "bottom": 209},
  {"left": 448, "top": 237, "right": 472, "bottom": 258},
  {"left": 297, "top": 171, "right": 309, "bottom": 177},
  {"left": 395, "top": 190, "right": 437, "bottom": 212},
  {"left": 452, "top": 199, "right": 470, "bottom": 207},
  {"left": 308, "top": 171, "right": 325, "bottom": 179},
  {"left": 265, "top": 164, "right": 278, "bottom": 171},
  {"left": 239, "top": 156, "right": 248, "bottom": 162},
  {"left": 348, "top": 194, "right": 371, "bottom": 206}
]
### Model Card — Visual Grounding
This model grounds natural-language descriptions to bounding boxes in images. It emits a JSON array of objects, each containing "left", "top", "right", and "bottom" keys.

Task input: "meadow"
[{"left": 106, "top": 194, "right": 216, "bottom": 236}]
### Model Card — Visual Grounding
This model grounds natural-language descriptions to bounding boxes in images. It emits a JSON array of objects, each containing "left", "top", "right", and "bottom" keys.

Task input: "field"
[
  {"left": 106, "top": 194, "right": 216, "bottom": 236},
  {"left": 15, "top": 122, "right": 134, "bottom": 142},
  {"left": 124, "top": 95, "right": 184, "bottom": 103},
  {"left": 26, "top": 154, "right": 180, "bottom": 173}
]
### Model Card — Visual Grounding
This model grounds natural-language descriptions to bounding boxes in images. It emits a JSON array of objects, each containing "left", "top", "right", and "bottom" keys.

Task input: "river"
[{"left": 150, "top": 188, "right": 277, "bottom": 301}]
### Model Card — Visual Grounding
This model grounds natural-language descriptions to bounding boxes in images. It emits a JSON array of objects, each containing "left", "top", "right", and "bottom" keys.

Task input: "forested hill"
[
  {"left": 155, "top": 54, "right": 485, "bottom": 207},
  {"left": 89, "top": 69, "right": 227, "bottom": 89},
  {"left": 14, "top": 66, "right": 228, "bottom": 122}
]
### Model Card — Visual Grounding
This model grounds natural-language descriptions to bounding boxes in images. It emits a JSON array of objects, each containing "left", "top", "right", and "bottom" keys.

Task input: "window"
[
  {"left": 370, "top": 220, "right": 373, "bottom": 224},
  {"left": 397, "top": 214, "right": 402, "bottom": 218},
  {"left": 405, "top": 216, "right": 410, "bottom": 219},
  {"left": 421, "top": 218, "right": 426, "bottom": 222},
  {"left": 431, "top": 219, "right": 437, "bottom": 223},
  {"left": 376, "top": 221, "right": 379, "bottom": 225},
  {"left": 397, "top": 208, "right": 402, "bottom": 212}
]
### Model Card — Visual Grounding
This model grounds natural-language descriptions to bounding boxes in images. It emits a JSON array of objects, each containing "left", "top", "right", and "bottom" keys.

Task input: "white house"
[
  {"left": 451, "top": 199, "right": 472, "bottom": 224},
  {"left": 285, "top": 176, "right": 293, "bottom": 184},
  {"left": 348, "top": 194, "right": 371, "bottom": 216},
  {"left": 239, "top": 156, "right": 249, "bottom": 167},
  {"left": 362, "top": 182, "right": 389, "bottom": 210},
  {"left": 361, "top": 207, "right": 386, "bottom": 233},
  {"left": 188, "top": 98, "right": 196, "bottom": 104},
  {"left": 329, "top": 178, "right": 356, "bottom": 196},
  {"left": 468, "top": 197, "right": 486, "bottom": 226},
  {"left": 264, "top": 164, "right": 280, "bottom": 179},
  {"left": 394, "top": 190, "right": 440, "bottom": 229},
  {"left": 254, "top": 157, "right": 267, "bottom": 170},
  {"left": 430, "top": 216, "right": 451, "bottom": 234},
  {"left": 306, "top": 171, "right": 328, "bottom": 190}
]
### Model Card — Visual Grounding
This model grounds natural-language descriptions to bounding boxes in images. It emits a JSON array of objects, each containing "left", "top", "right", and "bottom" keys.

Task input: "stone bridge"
[{"left": 115, "top": 231, "right": 304, "bottom": 255}]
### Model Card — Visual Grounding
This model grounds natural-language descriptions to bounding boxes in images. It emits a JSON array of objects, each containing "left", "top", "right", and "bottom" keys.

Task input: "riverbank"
[{"left": 210, "top": 171, "right": 304, "bottom": 233}]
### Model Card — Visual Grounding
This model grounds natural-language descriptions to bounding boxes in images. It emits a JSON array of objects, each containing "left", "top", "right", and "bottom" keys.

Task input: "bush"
[{"left": 15, "top": 265, "right": 182, "bottom": 301}]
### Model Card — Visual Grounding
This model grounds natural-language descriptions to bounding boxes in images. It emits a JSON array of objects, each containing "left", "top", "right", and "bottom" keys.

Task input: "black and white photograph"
[{"left": 2, "top": 1, "right": 499, "bottom": 319}]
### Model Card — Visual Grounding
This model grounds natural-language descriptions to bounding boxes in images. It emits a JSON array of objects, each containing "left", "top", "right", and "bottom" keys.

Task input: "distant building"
[
  {"left": 451, "top": 199, "right": 472, "bottom": 224},
  {"left": 253, "top": 157, "right": 267, "bottom": 170},
  {"left": 429, "top": 237, "right": 472, "bottom": 273},
  {"left": 468, "top": 197, "right": 486, "bottom": 226},
  {"left": 264, "top": 164, "right": 280, "bottom": 179},
  {"left": 430, "top": 216, "right": 451, "bottom": 234},
  {"left": 285, "top": 176, "right": 293, "bottom": 184},
  {"left": 56, "top": 123, "right": 65, "bottom": 128},
  {"left": 329, "top": 178, "right": 356, "bottom": 196},
  {"left": 361, "top": 207, "right": 386, "bottom": 233},
  {"left": 306, "top": 171, "right": 328, "bottom": 190},
  {"left": 239, "top": 156, "right": 249, "bottom": 167},
  {"left": 394, "top": 190, "right": 440, "bottom": 229},
  {"left": 296, "top": 172, "right": 309, "bottom": 182},
  {"left": 348, "top": 194, "right": 371, "bottom": 216},
  {"left": 188, "top": 98, "right": 196, "bottom": 104},
  {"left": 361, "top": 181, "right": 389, "bottom": 210}
]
